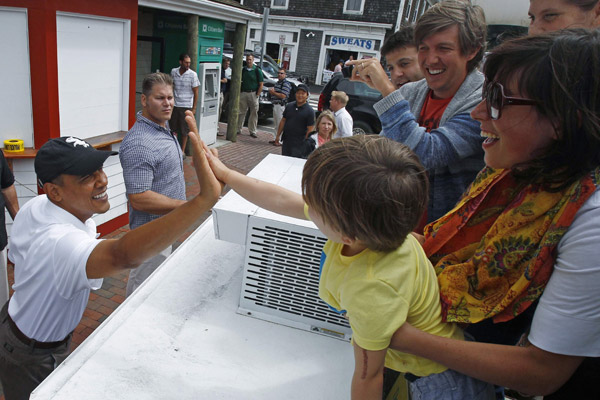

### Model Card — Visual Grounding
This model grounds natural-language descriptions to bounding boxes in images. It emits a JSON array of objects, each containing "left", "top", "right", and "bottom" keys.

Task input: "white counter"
[{"left": 31, "top": 217, "right": 354, "bottom": 400}]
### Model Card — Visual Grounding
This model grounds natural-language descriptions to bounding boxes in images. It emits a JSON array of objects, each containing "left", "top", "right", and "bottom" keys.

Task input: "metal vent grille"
[{"left": 238, "top": 216, "right": 351, "bottom": 339}]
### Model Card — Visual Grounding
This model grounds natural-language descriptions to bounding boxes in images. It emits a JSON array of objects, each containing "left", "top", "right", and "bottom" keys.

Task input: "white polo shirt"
[{"left": 8, "top": 195, "right": 103, "bottom": 342}]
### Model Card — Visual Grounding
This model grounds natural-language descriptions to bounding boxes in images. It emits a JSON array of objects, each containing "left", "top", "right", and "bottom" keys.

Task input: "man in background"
[
  {"left": 170, "top": 53, "right": 200, "bottom": 154},
  {"left": 237, "top": 54, "right": 263, "bottom": 138},
  {"left": 381, "top": 25, "right": 424, "bottom": 89},
  {"left": 219, "top": 57, "right": 231, "bottom": 124},
  {"left": 274, "top": 84, "right": 315, "bottom": 158},
  {"left": 268, "top": 68, "right": 292, "bottom": 145},
  {"left": 120, "top": 73, "right": 187, "bottom": 296},
  {"left": 329, "top": 91, "right": 353, "bottom": 138},
  {"left": 349, "top": 0, "right": 486, "bottom": 227}
]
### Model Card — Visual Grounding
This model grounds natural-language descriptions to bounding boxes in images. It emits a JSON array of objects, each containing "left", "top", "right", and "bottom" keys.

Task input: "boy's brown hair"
[{"left": 302, "top": 135, "right": 428, "bottom": 252}]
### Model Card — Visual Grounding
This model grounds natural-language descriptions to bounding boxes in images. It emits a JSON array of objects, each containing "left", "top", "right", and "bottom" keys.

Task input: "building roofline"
[
  {"left": 139, "top": 0, "right": 260, "bottom": 24},
  {"left": 264, "top": 15, "right": 392, "bottom": 31}
]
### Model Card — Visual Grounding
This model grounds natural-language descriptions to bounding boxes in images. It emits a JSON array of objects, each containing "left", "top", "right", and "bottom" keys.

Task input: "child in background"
[{"left": 205, "top": 135, "right": 494, "bottom": 399}]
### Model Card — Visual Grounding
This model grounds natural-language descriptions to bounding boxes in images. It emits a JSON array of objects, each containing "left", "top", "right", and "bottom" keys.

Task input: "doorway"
[{"left": 266, "top": 42, "right": 280, "bottom": 64}]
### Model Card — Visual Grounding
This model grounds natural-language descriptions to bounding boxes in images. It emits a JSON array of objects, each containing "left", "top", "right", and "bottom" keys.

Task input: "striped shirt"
[
  {"left": 271, "top": 79, "right": 292, "bottom": 105},
  {"left": 171, "top": 67, "right": 200, "bottom": 108},
  {"left": 120, "top": 112, "right": 186, "bottom": 229}
]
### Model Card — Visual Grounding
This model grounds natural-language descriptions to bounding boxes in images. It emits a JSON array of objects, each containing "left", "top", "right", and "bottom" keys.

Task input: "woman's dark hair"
[
  {"left": 566, "top": 0, "right": 599, "bottom": 12},
  {"left": 484, "top": 28, "right": 600, "bottom": 190}
]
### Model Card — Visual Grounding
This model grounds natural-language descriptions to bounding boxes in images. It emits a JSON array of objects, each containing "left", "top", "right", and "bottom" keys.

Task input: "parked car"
[
  {"left": 318, "top": 72, "right": 382, "bottom": 135},
  {"left": 221, "top": 52, "right": 302, "bottom": 121}
]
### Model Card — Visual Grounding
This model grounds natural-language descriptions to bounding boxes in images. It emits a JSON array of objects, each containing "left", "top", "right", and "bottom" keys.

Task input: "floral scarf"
[{"left": 424, "top": 167, "right": 600, "bottom": 323}]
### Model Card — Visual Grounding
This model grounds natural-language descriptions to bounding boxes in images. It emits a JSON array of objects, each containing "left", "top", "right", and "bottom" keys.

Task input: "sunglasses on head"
[{"left": 483, "top": 81, "right": 537, "bottom": 120}]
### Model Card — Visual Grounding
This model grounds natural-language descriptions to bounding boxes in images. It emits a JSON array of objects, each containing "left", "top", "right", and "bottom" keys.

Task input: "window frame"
[
  {"left": 343, "top": 0, "right": 365, "bottom": 15},
  {"left": 271, "top": 0, "right": 289, "bottom": 10}
]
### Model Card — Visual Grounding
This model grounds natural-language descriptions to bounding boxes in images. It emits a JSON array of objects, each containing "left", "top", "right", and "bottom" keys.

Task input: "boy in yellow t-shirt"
[{"left": 205, "top": 135, "right": 494, "bottom": 399}]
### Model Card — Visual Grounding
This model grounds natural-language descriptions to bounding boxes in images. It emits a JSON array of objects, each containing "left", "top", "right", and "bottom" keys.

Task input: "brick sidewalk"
[{"left": 2, "top": 123, "right": 281, "bottom": 398}]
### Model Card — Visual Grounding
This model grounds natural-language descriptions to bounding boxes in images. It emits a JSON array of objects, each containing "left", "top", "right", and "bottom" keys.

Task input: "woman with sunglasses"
[
  {"left": 528, "top": 0, "right": 600, "bottom": 34},
  {"left": 388, "top": 30, "right": 600, "bottom": 398}
]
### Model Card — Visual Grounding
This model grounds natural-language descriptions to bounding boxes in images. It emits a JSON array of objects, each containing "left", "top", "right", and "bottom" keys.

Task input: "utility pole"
[
  {"left": 226, "top": 22, "right": 247, "bottom": 142},
  {"left": 187, "top": 15, "right": 199, "bottom": 71}
]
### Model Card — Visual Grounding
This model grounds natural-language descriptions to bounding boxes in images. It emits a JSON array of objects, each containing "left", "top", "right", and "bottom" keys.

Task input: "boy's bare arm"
[
  {"left": 351, "top": 342, "right": 387, "bottom": 400},
  {"left": 205, "top": 148, "right": 306, "bottom": 220}
]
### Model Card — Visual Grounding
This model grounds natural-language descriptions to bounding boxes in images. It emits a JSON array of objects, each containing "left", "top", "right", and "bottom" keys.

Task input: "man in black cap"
[
  {"left": 0, "top": 113, "right": 221, "bottom": 400},
  {"left": 273, "top": 83, "right": 315, "bottom": 158}
]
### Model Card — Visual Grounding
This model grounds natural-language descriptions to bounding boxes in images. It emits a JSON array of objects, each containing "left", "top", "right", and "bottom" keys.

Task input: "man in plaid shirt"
[{"left": 120, "top": 72, "right": 187, "bottom": 296}]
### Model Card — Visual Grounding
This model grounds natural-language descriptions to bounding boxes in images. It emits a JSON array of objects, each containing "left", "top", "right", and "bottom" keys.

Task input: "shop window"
[
  {"left": 271, "top": 0, "right": 288, "bottom": 9},
  {"left": 343, "top": 0, "right": 364, "bottom": 15}
]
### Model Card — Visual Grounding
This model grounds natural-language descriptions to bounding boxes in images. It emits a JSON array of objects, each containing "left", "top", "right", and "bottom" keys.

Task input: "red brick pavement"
[{"left": 3, "top": 123, "right": 281, "bottom": 397}]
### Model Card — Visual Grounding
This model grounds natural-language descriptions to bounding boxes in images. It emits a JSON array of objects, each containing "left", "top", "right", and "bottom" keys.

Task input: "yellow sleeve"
[
  {"left": 303, "top": 203, "right": 310, "bottom": 220},
  {"left": 345, "top": 278, "right": 410, "bottom": 351}
]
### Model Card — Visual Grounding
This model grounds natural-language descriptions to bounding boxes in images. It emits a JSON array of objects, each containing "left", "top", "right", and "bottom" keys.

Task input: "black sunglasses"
[{"left": 483, "top": 81, "right": 537, "bottom": 120}]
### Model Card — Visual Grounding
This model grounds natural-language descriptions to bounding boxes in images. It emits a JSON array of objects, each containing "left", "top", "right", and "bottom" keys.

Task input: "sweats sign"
[{"left": 330, "top": 36, "right": 374, "bottom": 50}]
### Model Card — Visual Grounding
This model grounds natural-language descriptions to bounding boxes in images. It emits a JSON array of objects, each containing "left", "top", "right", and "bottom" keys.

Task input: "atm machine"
[{"left": 195, "top": 62, "right": 220, "bottom": 146}]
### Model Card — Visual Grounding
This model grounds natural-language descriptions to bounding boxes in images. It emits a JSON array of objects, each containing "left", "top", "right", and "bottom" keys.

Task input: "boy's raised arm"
[
  {"left": 351, "top": 342, "right": 387, "bottom": 400},
  {"left": 205, "top": 148, "right": 306, "bottom": 220}
]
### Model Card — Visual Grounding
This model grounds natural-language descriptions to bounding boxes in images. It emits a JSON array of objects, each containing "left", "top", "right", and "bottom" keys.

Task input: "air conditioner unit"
[{"left": 213, "top": 154, "right": 351, "bottom": 341}]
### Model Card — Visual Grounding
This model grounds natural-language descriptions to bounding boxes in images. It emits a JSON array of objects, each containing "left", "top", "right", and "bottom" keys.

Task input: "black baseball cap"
[
  {"left": 35, "top": 137, "right": 118, "bottom": 186},
  {"left": 297, "top": 84, "right": 310, "bottom": 95}
]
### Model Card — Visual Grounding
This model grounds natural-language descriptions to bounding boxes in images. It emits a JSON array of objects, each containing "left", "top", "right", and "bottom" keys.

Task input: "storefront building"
[
  {"left": 246, "top": 16, "right": 389, "bottom": 85},
  {"left": 0, "top": 0, "right": 255, "bottom": 238}
]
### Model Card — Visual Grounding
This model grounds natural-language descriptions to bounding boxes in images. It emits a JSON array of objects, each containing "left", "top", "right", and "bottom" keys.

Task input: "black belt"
[
  {"left": 6, "top": 312, "right": 71, "bottom": 349},
  {"left": 403, "top": 372, "right": 422, "bottom": 383}
]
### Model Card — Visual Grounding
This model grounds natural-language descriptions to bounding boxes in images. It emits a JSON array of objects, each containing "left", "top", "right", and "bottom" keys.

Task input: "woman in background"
[{"left": 308, "top": 110, "right": 337, "bottom": 149}]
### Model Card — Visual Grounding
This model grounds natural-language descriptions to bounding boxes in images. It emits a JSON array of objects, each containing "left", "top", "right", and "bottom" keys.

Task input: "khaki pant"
[
  {"left": 237, "top": 91, "right": 259, "bottom": 136},
  {"left": 272, "top": 104, "right": 285, "bottom": 140}
]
